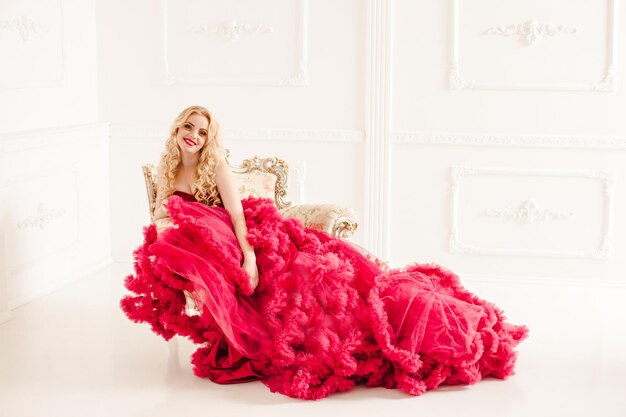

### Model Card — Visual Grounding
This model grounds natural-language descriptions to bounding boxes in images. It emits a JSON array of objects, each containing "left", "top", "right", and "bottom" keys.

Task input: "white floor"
[{"left": 1, "top": 262, "right": 625, "bottom": 417}]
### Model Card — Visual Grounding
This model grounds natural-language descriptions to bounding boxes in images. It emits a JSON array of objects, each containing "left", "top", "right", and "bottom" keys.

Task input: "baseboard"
[
  {"left": 463, "top": 273, "right": 626, "bottom": 289},
  {"left": 0, "top": 311, "right": 14, "bottom": 326},
  {"left": 111, "top": 256, "right": 626, "bottom": 288},
  {"left": 112, "top": 254, "right": 133, "bottom": 264},
  {"left": 8, "top": 255, "right": 115, "bottom": 309}
]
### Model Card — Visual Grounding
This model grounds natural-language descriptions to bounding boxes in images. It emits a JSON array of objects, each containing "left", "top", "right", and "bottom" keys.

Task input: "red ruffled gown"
[{"left": 121, "top": 191, "right": 528, "bottom": 400}]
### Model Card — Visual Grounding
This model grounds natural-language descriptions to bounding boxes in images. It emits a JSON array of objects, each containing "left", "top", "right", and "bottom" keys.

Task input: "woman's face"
[{"left": 176, "top": 113, "right": 209, "bottom": 154}]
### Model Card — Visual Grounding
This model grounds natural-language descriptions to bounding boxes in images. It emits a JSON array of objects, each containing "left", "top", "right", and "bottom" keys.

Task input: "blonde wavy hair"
[{"left": 158, "top": 105, "right": 224, "bottom": 206}]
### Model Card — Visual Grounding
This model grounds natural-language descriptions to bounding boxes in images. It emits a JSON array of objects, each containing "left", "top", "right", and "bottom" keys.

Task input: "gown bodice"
[{"left": 173, "top": 190, "right": 197, "bottom": 202}]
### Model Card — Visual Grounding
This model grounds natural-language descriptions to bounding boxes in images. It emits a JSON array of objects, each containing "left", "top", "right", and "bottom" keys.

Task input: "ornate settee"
[
  {"left": 139, "top": 155, "right": 359, "bottom": 316},
  {"left": 142, "top": 154, "right": 359, "bottom": 238}
]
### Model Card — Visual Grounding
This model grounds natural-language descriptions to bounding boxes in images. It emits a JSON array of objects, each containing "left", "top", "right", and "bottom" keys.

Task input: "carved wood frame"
[{"left": 142, "top": 151, "right": 292, "bottom": 221}]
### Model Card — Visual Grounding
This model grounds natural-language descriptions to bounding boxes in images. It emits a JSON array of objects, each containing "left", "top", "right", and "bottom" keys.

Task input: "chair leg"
[
  {"left": 167, "top": 336, "right": 180, "bottom": 360},
  {"left": 0, "top": 230, "right": 14, "bottom": 325},
  {"left": 167, "top": 336, "right": 182, "bottom": 375},
  {"left": 168, "top": 336, "right": 179, "bottom": 356}
]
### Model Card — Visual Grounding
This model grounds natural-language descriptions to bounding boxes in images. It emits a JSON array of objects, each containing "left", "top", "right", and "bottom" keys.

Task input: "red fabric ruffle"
[{"left": 121, "top": 196, "right": 528, "bottom": 400}]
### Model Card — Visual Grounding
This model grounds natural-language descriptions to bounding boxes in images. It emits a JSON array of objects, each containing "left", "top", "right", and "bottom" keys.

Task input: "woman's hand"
[
  {"left": 154, "top": 198, "right": 170, "bottom": 220},
  {"left": 242, "top": 255, "right": 259, "bottom": 291}
]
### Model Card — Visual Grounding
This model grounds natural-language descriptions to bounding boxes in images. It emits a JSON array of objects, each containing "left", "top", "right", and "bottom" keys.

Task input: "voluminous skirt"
[{"left": 121, "top": 196, "right": 528, "bottom": 400}]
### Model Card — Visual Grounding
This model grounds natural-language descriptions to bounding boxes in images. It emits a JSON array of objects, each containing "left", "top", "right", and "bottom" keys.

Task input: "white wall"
[
  {"left": 3, "top": 0, "right": 624, "bottom": 320},
  {"left": 100, "top": 0, "right": 626, "bottom": 285},
  {"left": 0, "top": 0, "right": 107, "bottom": 319},
  {"left": 0, "top": 0, "right": 99, "bottom": 132},
  {"left": 0, "top": 0, "right": 626, "bottom": 319},
  {"left": 388, "top": 0, "right": 626, "bottom": 284},
  {"left": 98, "top": 0, "right": 367, "bottom": 260}
]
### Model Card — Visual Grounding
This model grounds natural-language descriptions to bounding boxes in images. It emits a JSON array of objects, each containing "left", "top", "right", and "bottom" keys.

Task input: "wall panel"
[
  {"left": 388, "top": 0, "right": 625, "bottom": 283},
  {"left": 0, "top": 124, "right": 111, "bottom": 310},
  {"left": 0, "top": 0, "right": 98, "bottom": 133}
]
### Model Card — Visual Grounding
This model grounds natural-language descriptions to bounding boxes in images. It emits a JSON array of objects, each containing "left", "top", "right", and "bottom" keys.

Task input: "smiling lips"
[{"left": 183, "top": 137, "right": 196, "bottom": 147}]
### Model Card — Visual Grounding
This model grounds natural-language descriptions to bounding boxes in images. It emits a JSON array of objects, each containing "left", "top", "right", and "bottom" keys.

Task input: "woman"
[
  {"left": 122, "top": 105, "right": 528, "bottom": 400},
  {"left": 151, "top": 106, "right": 259, "bottom": 289}
]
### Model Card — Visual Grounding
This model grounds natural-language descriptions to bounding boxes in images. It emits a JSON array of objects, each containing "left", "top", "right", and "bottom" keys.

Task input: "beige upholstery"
[
  {"left": 278, "top": 204, "right": 359, "bottom": 239},
  {"left": 142, "top": 155, "right": 358, "bottom": 239}
]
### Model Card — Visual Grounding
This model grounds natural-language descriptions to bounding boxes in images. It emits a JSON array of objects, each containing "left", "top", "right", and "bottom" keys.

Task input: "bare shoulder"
[
  {"left": 215, "top": 156, "right": 228, "bottom": 172},
  {"left": 214, "top": 156, "right": 242, "bottom": 210},
  {"left": 214, "top": 156, "right": 232, "bottom": 181}
]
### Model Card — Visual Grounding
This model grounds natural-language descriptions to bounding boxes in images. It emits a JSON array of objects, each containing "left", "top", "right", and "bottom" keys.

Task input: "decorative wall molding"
[
  {"left": 450, "top": 0, "right": 617, "bottom": 91},
  {"left": 484, "top": 199, "right": 575, "bottom": 223},
  {"left": 391, "top": 131, "right": 626, "bottom": 150},
  {"left": 449, "top": 166, "right": 615, "bottom": 259},
  {"left": 0, "top": 123, "right": 110, "bottom": 156},
  {"left": 0, "top": 15, "right": 49, "bottom": 41},
  {"left": 4, "top": 168, "right": 80, "bottom": 269},
  {"left": 225, "top": 127, "right": 363, "bottom": 142},
  {"left": 0, "top": 0, "right": 65, "bottom": 89},
  {"left": 110, "top": 125, "right": 365, "bottom": 143},
  {"left": 0, "top": 125, "right": 108, "bottom": 268},
  {"left": 192, "top": 20, "right": 274, "bottom": 42},
  {"left": 161, "top": 0, "right": 309, "bottom": 86},
  {"left": 364, "top": 0, "right": 392, "bottom": 258},
  {"left": 485, "top": 20, "right": 578, "bottom": 45},
  {"left": 449, "top": 63, "right": 475, "bottom": 90},
  {"left": 587, "top": 65, "right": 616, "bottom": 92},
  {"left": 280, "top": 62, "right": 309, "bottom": 86},
  {"left": 17, "top": 203, "right": 67, "bottom": 230},
  {"left": 1, "top": 123, "right": 111, "bottom": 311}
]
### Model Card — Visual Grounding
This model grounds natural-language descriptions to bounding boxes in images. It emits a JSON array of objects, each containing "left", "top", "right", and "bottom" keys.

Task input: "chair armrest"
[
  {"left": 279, "top": 204, "right": 359, "bottom": 238},
  {"left": 154, "top": 218, "right": 175, "bottom": 235}
]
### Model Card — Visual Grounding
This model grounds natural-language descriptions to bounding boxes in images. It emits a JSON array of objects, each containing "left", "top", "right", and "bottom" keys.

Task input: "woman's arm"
[{"left": 214, "top": 157, "right": 259, "bottom": 289}]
